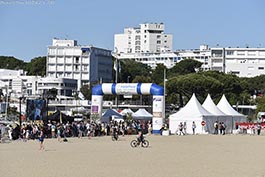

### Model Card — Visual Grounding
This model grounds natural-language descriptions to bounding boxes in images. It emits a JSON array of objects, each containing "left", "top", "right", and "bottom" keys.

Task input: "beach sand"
[{"left": 1, "top": 134, "right": 265, "bottom": 177}]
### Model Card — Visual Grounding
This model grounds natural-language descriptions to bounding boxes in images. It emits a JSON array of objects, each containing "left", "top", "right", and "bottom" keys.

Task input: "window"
[
  {"left": 164, "top": 40, "right": 167, "bottom": 43},
  {"left": 237, "top": 51, "right": 245, "bottom": 56},
  {"left": 231, "top": 71, "right": 240, "bottom": 74},
  {"left": 226, "top": 51, "right": 234, "bottom": 55},
  {"left": 135, "top": 35, "right": 140, "bottom": 40},
  {"left": 248, "top": 51, "right": 256, "bottom": 56},
  {"left": 157, "top": 41, "right": 161, "bottom": 44},
  {"left": 258, "top": 67, "right": 264, "bottom": 70},
  {"left": 157, "top": 35, "right": 161, "bottom": 39},
  {"left": 75, "top": 57, "right": 79, "bottom": 63},
  {"left": 248, "top": 66, "right": 254, "bottom": 70}
]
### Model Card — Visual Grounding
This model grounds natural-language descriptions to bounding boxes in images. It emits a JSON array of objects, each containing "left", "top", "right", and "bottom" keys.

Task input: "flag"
[
  {"left": 113, "top": 59, "right": 117, "bottom": 71},
  {"left": 78, "top": 92, "right": 85, "bottom": 100}
]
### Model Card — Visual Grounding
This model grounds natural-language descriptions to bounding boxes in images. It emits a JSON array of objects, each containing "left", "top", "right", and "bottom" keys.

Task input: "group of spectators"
[{"left": 1, "top": 119, "right": 153, "bottom": 141}]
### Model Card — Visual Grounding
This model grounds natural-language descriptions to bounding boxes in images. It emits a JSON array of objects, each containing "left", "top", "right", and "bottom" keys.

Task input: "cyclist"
[{"left": 137, "top": 130, "right": 144, "bottom": 144}]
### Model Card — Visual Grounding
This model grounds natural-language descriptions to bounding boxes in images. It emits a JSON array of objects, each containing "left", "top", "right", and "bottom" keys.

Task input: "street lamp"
[
  {"left": 163, "top": 68, "right": 167, "bottom": 121},
  {"left": 19, "top": 96, "right": 23, "bottom": 128},
  {"left": 113, "top": 47, "right": 119, "bottom": 108}
]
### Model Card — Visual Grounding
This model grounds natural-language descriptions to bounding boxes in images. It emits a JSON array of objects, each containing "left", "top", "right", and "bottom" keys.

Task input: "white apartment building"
[
  {"left": 114, "top": 52, "right": 180, "bottom": 69},
  {"left": 0, "top": 69, "right": 40, "bottom": 98},
  {"left": 210, "top": 47, "right": 265, "bottom": 77},
  {"left": 47, "top": 39, "right": 113, "bottom": 90},
  {"left": 114, "top": 23, "right": 173, "bottom": 54}
]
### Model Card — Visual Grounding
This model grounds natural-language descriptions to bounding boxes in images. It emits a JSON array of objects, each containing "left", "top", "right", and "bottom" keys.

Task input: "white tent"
[
  {"left": 120, "top": 108, "right": 134, "bottom": 116},
  {"left": 217, "top": 95, "right": 247, "bottom": 125},
  {"left": 169, "top": 93, "right": 216, "bottom": 134},
  {"left": 132, "top": 109, "right": 153, "bottom": 120},
  {"left": 202, "top": 94, "right": 233, "bottom": 134}
]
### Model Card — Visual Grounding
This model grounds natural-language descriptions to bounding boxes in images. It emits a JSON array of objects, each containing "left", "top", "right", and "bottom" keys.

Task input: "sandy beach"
[{"left": 1, "top": 134, "right": 265, "bottom": 177}]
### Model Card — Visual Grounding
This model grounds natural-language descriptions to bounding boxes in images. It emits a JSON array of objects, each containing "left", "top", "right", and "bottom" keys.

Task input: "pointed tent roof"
[
  {"left": 101, "top": 109, "right": 123, "bottom": 123},
  {"left": 217, "top": 95, "right": 245, "bottom": 117},
  {"left": 120, "top": 108, "right": 134, "bottom": 116},
  {"left": 132, "top": 108, "right": 153, "bottom": 120},
  {"left": 169, "top": 93, "right": 214, "bottom": 120},
  {"left": 202, "top": 94, "right": 227, "bottom": 116}
]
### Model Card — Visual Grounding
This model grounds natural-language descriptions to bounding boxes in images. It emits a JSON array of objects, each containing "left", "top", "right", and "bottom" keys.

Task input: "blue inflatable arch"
[{"left": 91, "top": 83, "right": 164, "bottom": 134}]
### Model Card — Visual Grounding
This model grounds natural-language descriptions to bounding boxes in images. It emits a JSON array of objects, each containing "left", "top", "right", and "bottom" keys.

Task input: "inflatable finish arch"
[{"left": 91, "top": 83, "right": 164, "bottom": 134}]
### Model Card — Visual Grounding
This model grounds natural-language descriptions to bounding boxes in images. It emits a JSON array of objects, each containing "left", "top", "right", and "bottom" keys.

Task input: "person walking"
[{"left": 192, "top": 121, "right": 196, "bottom": 135}]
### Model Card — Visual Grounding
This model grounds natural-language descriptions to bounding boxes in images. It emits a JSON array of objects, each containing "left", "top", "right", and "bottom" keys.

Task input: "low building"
[{"left": 47, "top": 38, "right": 113, "bottom": 90}]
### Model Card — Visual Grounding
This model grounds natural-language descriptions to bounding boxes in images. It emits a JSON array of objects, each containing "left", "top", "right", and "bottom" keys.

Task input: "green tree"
[
  {"left": 0, "top": 56, "right": 26, "bottom": 70},
  {"left": 168, "top": 59, "right": 202, "bottom": 77},
  {"left": 255, "top": 96, "right": 265, "bottom": 120},
  {"left": 80, "top": 85, "right": 91, "bottom": 100},
  {"left": 26, "top": 56, "right": 46, "bottom": 76},
  {"left": 151, "top": 64, "right": 167, "bottom": 84},
  {"left": 118, "top": 59, "right": 152, "bottom": 83}
]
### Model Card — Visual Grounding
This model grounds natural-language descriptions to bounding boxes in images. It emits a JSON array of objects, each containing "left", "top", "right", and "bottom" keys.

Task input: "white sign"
[{"left": 115, "top": 84, "right": 138, "bottom": 95}]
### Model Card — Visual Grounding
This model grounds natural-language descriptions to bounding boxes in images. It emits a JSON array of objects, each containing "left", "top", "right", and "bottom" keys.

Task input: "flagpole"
[{"left": 114, "top": 48, "right": 119, "bottom": 108}]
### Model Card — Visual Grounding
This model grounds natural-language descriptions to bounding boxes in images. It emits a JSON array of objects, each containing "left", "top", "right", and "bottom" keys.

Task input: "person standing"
[
  {"left": 147, "top": 121, "right": 152, "bottom": 135},
  {"left": 183, "top": 122, "right": 187, "bottom": 135},
  {"left": 178, "top": 122, "right": 185, "bottom": 136},
  {"left": 214, "top": 121, "right": 218, "bottom": 134},
  {"left": 192, "top": 121, "right": 196, "bottom": 135},
  {"left": 257, "top": 123, "right": 261, "bottom": 135},
  {"left": 222, "top": 122, "right": 226, "bottom": 135},
  {"left": 39, "top": 129, "right": 45, "bottom": 150}
]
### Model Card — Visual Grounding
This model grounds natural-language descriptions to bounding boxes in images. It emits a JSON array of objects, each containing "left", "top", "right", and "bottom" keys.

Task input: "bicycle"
[{"left": 130, "top": 138, "right": 149, "bottom": 148}]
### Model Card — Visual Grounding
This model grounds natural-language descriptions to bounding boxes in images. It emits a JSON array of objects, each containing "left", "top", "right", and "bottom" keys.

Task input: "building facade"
[
  {"left": 114, "top": 52, "right": 180, "bottom": 69},
  {"left": 114, "top": 23, "right": 173, "bottom": 54},
  {"left": 210, "top": 47, "right": 265, "bottom": 77},
  {"left": 37, "top": 77, "right": 77, "bottom": 99},
  {"left": 47, "top": 39, "right": 113, "bottom": 90}
]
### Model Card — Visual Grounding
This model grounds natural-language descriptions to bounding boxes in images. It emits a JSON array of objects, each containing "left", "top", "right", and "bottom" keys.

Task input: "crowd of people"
[{"left": 1, "top": 119, "right": 153, "bottom": 143}]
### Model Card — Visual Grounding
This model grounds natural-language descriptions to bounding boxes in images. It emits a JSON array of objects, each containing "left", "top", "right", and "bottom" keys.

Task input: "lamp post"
[
  {"left": 5, "top": 86, "right": 8, "bottom": 120},
  {"left": 113, "top": 48, "right": 119, "bottom": 108},
  {"left": 163, "top": 68, "right": 167, "bottom": 121},
  {"left": 19, "top": 96, "right": 22, "bottom": 128}
]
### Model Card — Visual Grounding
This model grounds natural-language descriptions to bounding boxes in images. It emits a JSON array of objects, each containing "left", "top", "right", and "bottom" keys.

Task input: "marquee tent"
[
  {"left": 120, "top": 108, "right": 134, "bottom": 116},
  {"left": 217, "top": 95, "right": 247, "bottom": 126},
  {"left": 169, "top": 94, "right": 216, "bottom": 134},
  {"left": 101, "top": 109, "right": 123, "bottom": 123},
  {"left": 132, "top": 109, "right": 153, "bottom": 120},
  {"left": 202, "top": 94, "right": 233, "bottom": 134}
]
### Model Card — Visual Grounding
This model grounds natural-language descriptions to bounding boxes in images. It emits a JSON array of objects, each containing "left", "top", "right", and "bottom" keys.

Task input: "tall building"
[
  {"left": 114, "top": 23, "right": 173, "bottom": 54},
  {"left": 47, "top": 39, "right": 113, "bottom": 90}
]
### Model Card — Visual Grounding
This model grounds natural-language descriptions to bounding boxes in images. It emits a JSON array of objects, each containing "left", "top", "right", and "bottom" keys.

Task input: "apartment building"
[
  {"left": 47, "top": 39, "right": 113, "bottom": 90},
  {"left": 114, "top": 23, "right": 172, "bottom": 54},
  {"left": 210, "top": 47, "right": 265, "bottom": 77}
]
